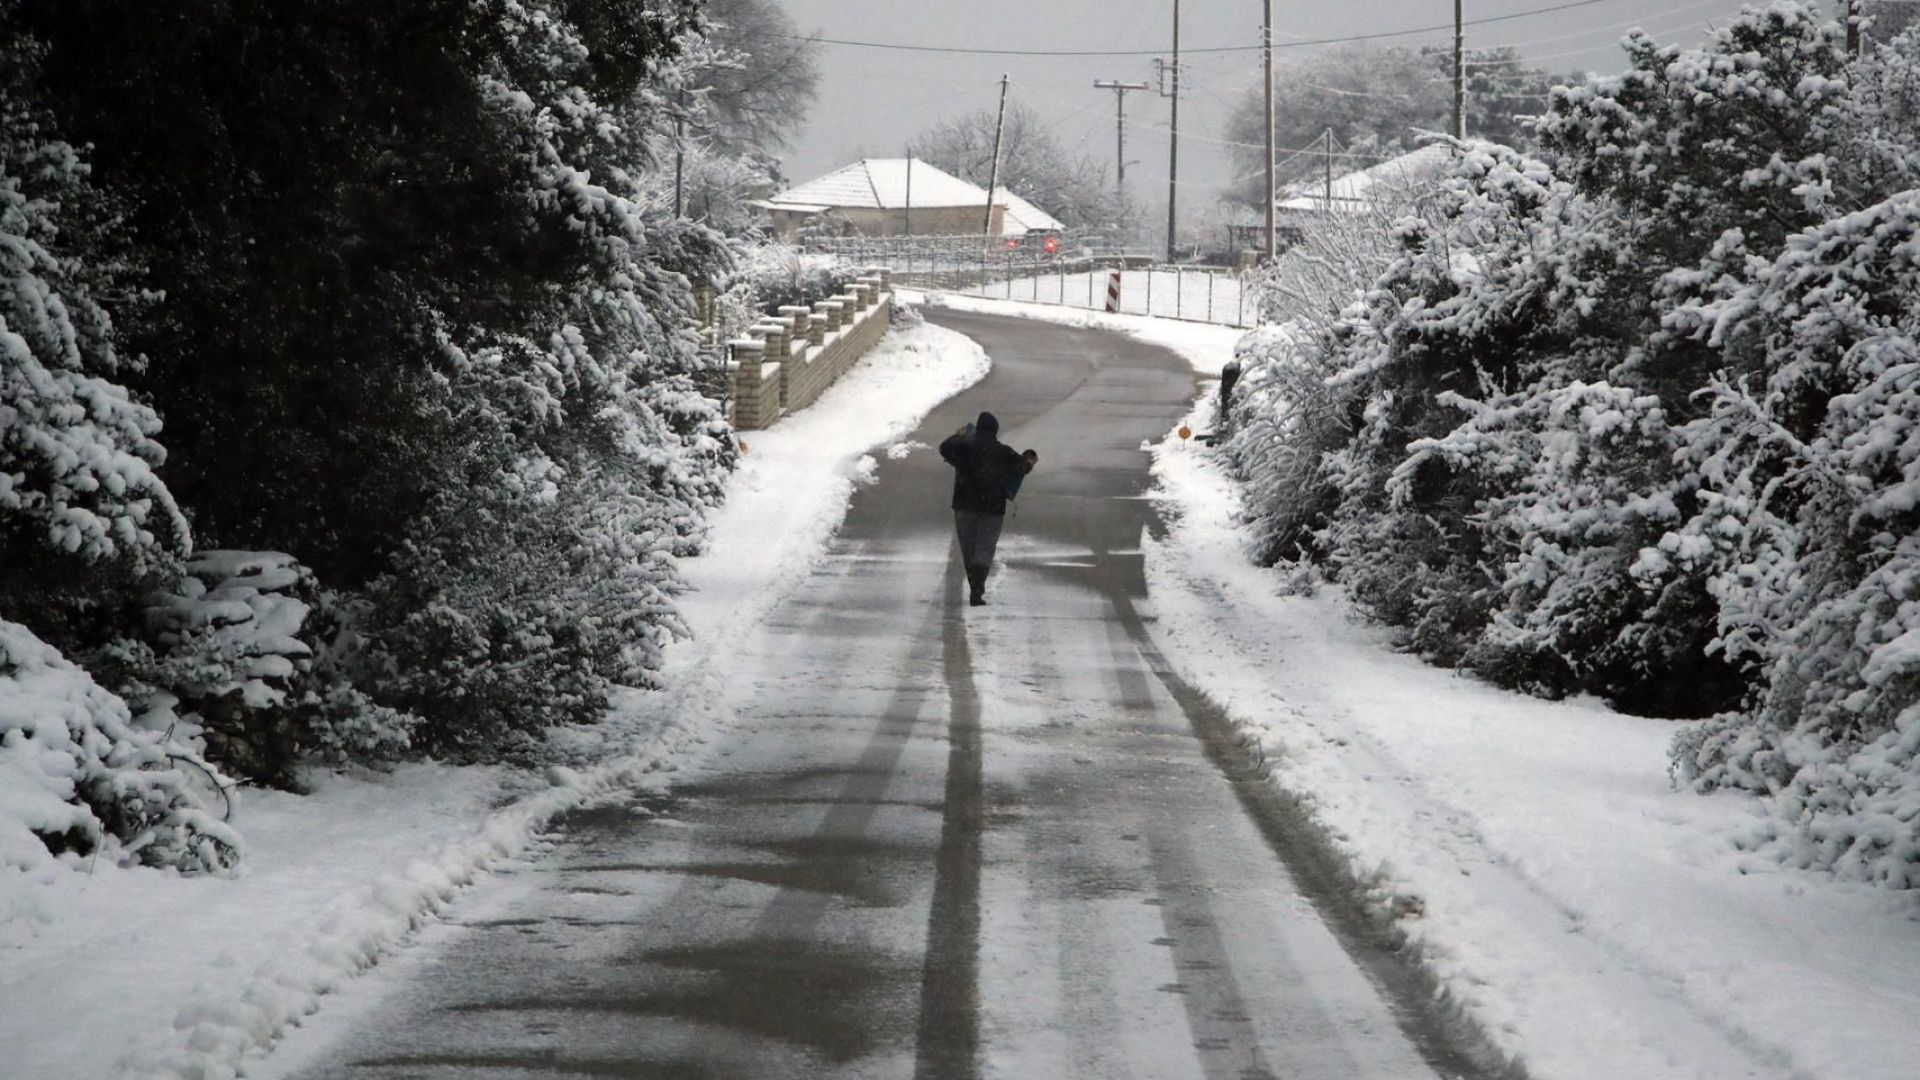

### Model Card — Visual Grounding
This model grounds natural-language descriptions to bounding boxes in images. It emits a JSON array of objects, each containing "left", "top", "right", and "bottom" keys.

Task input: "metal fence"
[{"left": 807, "top": 234, "right": 1255, "bottom": 328}]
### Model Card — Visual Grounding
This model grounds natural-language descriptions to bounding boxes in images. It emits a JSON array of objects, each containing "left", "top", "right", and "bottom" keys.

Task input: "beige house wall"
[{"left": 768, "top": 204, "right": 1004, "bottom": 240}]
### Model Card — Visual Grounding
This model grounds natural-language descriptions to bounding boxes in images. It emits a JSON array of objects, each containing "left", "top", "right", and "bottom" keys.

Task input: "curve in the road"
[{"left": 266, "top": 307, "right": 1512, "bottom": 1080}]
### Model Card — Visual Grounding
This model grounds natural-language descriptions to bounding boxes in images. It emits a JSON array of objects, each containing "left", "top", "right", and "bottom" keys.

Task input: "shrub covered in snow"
[
  {"left": 1, "top": 616, "right": 239, "bottom": 875},
  {"left": 87, "top": 551, "right": 415, "bottom": 788},
  {"left": 1666, "top": 189, "right": 1920, "bottom": 887},
  {"left": 332, "top": 4, "right": 737, "bottom": 759},
  {"left": 730, "top": 243, "right": 857, "bottom": 312},
  {"left": 1223, "top": 5, "right": 1920, "bottom": 883}
]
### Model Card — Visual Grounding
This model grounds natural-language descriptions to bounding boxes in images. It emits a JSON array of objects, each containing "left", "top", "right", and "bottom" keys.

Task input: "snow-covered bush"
[
  {"left": 1667, "top": 189, "right": 1920, "bottom": 886},
  {"left": 1212, "top": 4, "right": 1920, "bottom": 884},
  {"left": 731, "top": 242, "right": 856, "bottom": 311},
  {"left": 1, "top": 616, "right": 239, "bottom": 876},
  {"left": 90, "top": 551, "right": 414, "bottom": 787}
]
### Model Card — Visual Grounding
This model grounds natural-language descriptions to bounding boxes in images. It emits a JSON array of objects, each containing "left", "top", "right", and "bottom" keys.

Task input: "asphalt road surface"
[{"left": 277, "top": 310, "right": 1496, "bottom": 1080}]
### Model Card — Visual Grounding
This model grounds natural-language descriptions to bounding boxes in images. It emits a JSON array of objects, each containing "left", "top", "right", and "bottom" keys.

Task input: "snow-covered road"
[{"left": 258, "top": 310, "right": 1483, "bottom": 1079}]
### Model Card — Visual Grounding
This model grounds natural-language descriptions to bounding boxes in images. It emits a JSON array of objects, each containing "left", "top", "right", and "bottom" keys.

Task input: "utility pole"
[
  {"left": 674, "top": 88, "right": 687, "bottom": 217},
  {"left": 1165, "top": 0, "right": 1181, "bottom": 263},
  {"left": 984, "top": 73, "right": 1010, "bottom": 245},
  {"left": 1263, "top": 0, "right": 1276, "bottom": 263},
  {"left": 1453, "top": 0, "right": 1466, "bottom": 140},
  {"left": 1324, "top": 128, "right": 1334, "bottom": 208},
  {"left": 1093, "top": 79, "right": 1149, "bottom": 200},
  {"left": 903, "top": 149, "right": 913, "bottom": 236}
]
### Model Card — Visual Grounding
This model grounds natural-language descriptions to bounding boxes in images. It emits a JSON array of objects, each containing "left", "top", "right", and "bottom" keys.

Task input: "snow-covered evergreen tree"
[
  {"left": 1668, "top": 188, "right": 1920, "bottom": 886},
  {"left": 351, "top": 0, "right": 736, "bottom": 755},
  {"left": 1223, "top": 5, "right": 1920, "bottom": 885},
  {"left": 0, "top": 30, "right": 185, "bottom": 607}
]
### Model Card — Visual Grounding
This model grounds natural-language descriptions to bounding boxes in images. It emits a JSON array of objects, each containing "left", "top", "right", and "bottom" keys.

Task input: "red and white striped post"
[{"left": 1104, "top": 268, "right": 1122, "bottom": 314}]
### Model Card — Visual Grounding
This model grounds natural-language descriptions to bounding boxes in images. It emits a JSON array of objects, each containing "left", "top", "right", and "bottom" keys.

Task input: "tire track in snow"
[
  {"left": 1106, "top": 572, "right": 1511, "bottom": 1080},
  {"left": 1100, "top": 615, "right": 1285, "bottom": 1080},
  {"left": 1144, "top": 543, "right": 1817, "bottom": 1080}
]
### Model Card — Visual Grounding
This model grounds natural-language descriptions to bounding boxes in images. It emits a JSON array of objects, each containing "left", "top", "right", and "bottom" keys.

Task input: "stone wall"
[{"left": 730, "top": 267, "right": 895, "bottom": 431}]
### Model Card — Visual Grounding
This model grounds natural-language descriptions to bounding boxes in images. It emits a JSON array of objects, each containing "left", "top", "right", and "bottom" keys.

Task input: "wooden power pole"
[
  {"left": 1453, "top": 0, "right": 1466, "bottom": 140},
  {"left": 984, "top": 74, "right": 1010, "bottom": 244},
  {"left": 1165, "top": 0, "right": 1181, "bottom": 263},
  {"left": 1093, "top": 79, "right": 1149, "bottom": 199},
  {"left": 1263, "top": 0, "right": 1276, "bottom": 263}
]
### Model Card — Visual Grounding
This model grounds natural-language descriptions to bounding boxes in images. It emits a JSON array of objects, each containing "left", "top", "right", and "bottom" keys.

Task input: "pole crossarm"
[{"left": 1093, "top": 79, "right": 1150, "bottom": 205}]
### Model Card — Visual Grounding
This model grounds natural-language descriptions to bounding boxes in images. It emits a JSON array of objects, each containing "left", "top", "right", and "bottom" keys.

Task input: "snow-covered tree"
[
  {"left": 0, "top": 29, "right": 184, "bottom": 611},
  {"left": 1221, "top": 43, "right": 1563, "bottom": 211},
  {"left": 341, "top": 0, "right": 736, "bottom": 755},
  {"left": 1667, "top": 188, "right": 1920, "bottom": 887},
  {"left": 9, "top": 0, "right": 742, "bottom": 766},
  {"left": 910, "top": 102, "right": 1116, "bottom": 231}
]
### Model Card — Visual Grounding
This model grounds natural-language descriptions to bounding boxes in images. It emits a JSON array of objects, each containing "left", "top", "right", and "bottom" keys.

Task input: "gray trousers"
[{"left": 954, "top": 510, "right": 1005, "bottom": 572}]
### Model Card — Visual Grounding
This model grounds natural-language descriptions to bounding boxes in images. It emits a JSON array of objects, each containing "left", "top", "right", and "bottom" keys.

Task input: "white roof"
[
  {"left": 993, "top": 187, "right": 1065, "bottom": 234},
  {"left": 1276, "top": 144, "right": 1454, "bottom": 215},
  {"left": 765, "top": 158, "right": 993, "bottom": 211}
]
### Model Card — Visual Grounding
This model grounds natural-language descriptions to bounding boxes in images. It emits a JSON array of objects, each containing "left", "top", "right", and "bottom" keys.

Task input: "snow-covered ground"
[
  {"left": 954, "top": 266, "right": 1252, "bottom": 327},
  {"left": 0, "top": 317, "right": 990, "bottom": 1080},
  {"left": 1143, "top": 392, "right": 1920, "bottom": 1080}
]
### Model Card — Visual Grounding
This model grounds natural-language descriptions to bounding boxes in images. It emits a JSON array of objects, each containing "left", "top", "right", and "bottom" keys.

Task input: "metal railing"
[{"left": 808, "top": 235, "right": 1254, "bottom": 328}]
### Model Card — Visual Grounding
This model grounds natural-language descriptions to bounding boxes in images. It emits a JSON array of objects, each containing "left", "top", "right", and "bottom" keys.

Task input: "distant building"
[
  {"left": 1274, "top": 143, "right": 1454, "bottom": 221},
  {"left": 1229, "top": 144, "right": 1456, "bottom": 258},
  {"left": 759, "top": 158, "right": 1064, "bottom": 240},
  {"left": 992, "top": 187, "right": 1066, "bottom": 236}
]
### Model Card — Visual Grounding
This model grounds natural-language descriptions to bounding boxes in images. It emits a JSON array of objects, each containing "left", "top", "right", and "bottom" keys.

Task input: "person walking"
[{"left": 939, "top": 410, "right": 1036, "bottom": 606}]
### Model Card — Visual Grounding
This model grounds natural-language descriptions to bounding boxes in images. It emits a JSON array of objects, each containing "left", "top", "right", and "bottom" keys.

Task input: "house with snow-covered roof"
[
  {"left": 1231, "top": 144, "right": 1456, "bottom": 260},
  {"left": 992, "top": 187, "right": 1065, "bottom": 235},
  {"left": 1273, "top": 143, "right": 1454, "bottom": 220},
  {"left": 761, "top": 158, "right": 1047, "bottom": 239}
]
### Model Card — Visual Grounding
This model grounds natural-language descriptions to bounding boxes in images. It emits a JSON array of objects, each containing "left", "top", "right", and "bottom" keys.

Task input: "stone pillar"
[
  {"left": 756, "top": 319, "right": 789, "bottom": 360},
  {"left": 778, "top": 306, "right": 814, "bottom": 347},
  {"left": 807, "top": 313, "right": 828, "bottom": 347},
  {"left": 817, "top": 300, "right": 844, "bottom": 332},
  {"left": 730, "top": 338, "right": 765, "bottom": 429}
]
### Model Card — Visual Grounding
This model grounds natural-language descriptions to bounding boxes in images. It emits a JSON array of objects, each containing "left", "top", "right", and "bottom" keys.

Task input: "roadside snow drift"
[{"left": 1143, "top": 392, "right": 1920, "bottom": 1080}]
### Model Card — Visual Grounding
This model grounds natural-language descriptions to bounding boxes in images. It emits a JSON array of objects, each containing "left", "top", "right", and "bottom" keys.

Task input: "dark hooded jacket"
[{"left": 940, "top": 411, "right": 1029, "bottom": 515}]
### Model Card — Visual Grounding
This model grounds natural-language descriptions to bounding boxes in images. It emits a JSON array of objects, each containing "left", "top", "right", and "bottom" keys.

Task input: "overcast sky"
[{"left": 774, "top": 0, "right": 1770, "bottom": 209}]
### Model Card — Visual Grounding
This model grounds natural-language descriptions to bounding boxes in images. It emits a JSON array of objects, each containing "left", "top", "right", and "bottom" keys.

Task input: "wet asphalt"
[{"left": 275, "top": 309, "right": 1496, "bottom": 1080}]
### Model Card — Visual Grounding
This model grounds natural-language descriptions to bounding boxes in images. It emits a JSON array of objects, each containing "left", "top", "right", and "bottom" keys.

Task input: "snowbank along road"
[{"left": 269, "top": 310, "right": 1499, "bottom": 1079}]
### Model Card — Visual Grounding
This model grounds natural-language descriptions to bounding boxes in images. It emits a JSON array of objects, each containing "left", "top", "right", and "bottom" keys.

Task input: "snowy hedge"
[
  {"left": 1, "top": 616, "right": 238, "bottom": 876},
  {"left": 1667, "top": 189, "right": 1920, "bottom": 887},
  {"left": 1224, "top": 5, "right": 1920, "bottom": 885}
]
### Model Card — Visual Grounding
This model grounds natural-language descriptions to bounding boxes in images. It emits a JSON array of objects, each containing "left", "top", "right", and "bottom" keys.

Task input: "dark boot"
[{"left": 967, "top": 566, "right": 987, "bottom": 606}]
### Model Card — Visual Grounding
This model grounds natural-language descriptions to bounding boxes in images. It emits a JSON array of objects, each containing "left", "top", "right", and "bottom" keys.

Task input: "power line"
[{"left": 742, "top": 0, "right": 1621, "bottom": 58}]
